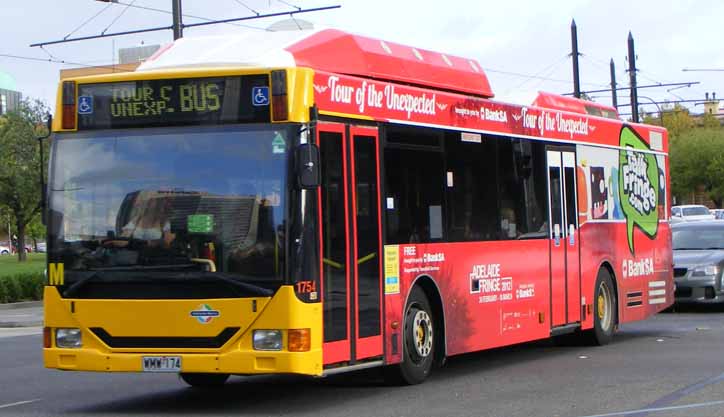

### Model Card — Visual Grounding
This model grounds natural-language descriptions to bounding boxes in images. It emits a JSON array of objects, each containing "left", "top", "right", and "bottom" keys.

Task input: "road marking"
[
  {"left": 574, "top": 399, "right": 724, "bottom": 417},
  {"left": 0, "top": 399, "right": 41, "bottom": 409},
  {"left": 0, "top": 327, "right": 42, "bottom": 338}
]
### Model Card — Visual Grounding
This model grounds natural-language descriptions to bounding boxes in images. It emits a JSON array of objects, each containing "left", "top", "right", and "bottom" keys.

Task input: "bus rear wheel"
[
  {"left": 385, "top": 286, "right": 435, "bottom": 385},
  {"left": 180, "top": 373, "right": 230, "bottom": 387},
  {"left": 585, "top": 269, "right": 617, "bottom": 345}
]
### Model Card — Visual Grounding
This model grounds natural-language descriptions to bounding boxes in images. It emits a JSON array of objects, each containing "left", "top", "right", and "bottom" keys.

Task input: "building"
[{"left": 0, "top": 71, "right": 21, "bottom": 115}]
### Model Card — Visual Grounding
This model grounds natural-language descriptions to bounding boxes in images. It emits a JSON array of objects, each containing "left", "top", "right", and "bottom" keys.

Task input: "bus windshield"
[{"left": 48, "top": 124, "right": 295, "bottom": 294}]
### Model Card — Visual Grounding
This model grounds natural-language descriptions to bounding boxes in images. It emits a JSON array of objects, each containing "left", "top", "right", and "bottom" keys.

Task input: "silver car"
[{"left": 672, "top": 221, "right": 724, "bottom": 304}]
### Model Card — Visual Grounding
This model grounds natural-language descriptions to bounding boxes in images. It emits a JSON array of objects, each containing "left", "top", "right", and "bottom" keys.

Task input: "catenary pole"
[
  {"left": 571, "top": 19, "right": 581, "bottom": 98},
  {"left": 628, "top": 31, "right": 639, "bottom": 123}
]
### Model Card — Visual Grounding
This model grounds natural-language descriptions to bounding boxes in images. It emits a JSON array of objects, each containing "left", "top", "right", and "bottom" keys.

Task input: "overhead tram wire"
[
  {"left": 511, "top": 54, "right": 570, "bottom": 90},
  {"left": 277, "top": 0, "right": 303, "bottom": 11},
  {"left": 112, "top": 0, "right": 267, "bottom": 30},
  {"left": 63, "top": 2, "right": 114, "bottom": 40},
  {"left": 30, "top": 5, "right": 341, "bottom": 47},
  {"left": 102, "top": 0, "right": 136, "bottom": 35},
  {"left": 232, "top": 0, "right": 260, "bottom": 15},
  {"left": 0, "top": 53, "right": 130, "bottom": 72}
]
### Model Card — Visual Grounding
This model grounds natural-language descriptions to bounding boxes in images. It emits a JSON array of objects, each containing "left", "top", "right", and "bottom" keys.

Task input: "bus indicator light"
[
  {"left": 62, "top": 81, "right": 76, "bottom": 129},
  {"left": 43, "top": 327, "right": 52, "bottom": 348},
  {"left": 271, "top": 70, "right": 288, "bottom": 121},
  {"left": 288, "top": 329, "right": 310, "bottom": 352}
]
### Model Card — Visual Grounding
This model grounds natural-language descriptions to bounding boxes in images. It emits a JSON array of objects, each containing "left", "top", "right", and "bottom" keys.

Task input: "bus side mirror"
[{"left": 295, "top": 143, "right": 320, "bottom": 189}]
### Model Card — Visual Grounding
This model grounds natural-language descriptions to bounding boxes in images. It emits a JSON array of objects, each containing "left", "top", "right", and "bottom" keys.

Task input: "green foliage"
[
  {"left": 0, "top": 274, "right": 44, "bottom": 303},
  {"left": 26, "top": 214, "right": 45, "bottom": 250},
  {"left": 0, "top": 253, "right": 45, "bottom": 303},
  {"left": 660, "top": 104, "right": 694, "bottom": 139},
  {"left": 670, "top": 127, "right": 724, "bottom": 207},
  {"left": 702, "top": 113, "right": 720, "bottom": 129},
  {"left": 0, "top": 98, "right": 50, "bottom": 261}
]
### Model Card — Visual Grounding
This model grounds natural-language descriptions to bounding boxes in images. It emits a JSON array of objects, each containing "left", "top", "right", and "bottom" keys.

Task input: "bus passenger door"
[
  {"left": 318, "top": 123, "right": 383, "bottom": 365},
  {"left": 547, "top": 148, "right": 581, "bottom": 327}
]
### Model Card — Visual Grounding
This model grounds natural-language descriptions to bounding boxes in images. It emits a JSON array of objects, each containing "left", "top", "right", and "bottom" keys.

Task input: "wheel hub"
[
  {"left": 412, "top": 310, "right": 433, "bottom": 358},
  {"left": 597, "top": 281, "right": 612, "bottom": 330}
]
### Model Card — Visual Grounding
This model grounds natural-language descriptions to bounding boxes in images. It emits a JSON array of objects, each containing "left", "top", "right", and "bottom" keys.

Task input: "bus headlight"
[
  {"left": 253, "top": 330, "right": 282, "bottom": 351},
  {"left": 692, "top": 265, "right": 718, "bottom": 277},
  {"left": 56, "top": 328, "right": 82, "bottom": 348}
]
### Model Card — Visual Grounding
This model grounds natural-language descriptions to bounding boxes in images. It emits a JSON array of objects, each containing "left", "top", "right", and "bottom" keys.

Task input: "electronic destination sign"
[{"left": 77, "top": 75, "right": 271, "bottom": 129}]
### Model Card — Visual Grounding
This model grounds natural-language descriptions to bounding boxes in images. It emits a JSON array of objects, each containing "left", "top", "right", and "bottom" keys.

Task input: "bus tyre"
[
  {"left": 586, "top": 269, "right": 617, "bottom": 346},
  {"left": 180, "top": 373, "right": 230, "bottom": 387},
  {"left": 385, "top": 286, "right": 435, "bottom": 385}
]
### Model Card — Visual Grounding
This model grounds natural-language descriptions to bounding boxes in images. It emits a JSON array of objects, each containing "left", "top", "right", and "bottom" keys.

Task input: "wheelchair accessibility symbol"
[
  {"left": 252, "top": 86, "right": 269, "bottom": 106},
  {"left": 78, "top": 96, "right": 93, "bottom": 115}
]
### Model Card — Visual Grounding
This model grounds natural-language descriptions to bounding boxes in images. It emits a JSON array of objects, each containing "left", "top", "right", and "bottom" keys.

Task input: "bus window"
[
  {"left": 384, "top": 147, "right": 445, "bottom": 244},
  {"left": 444, "top": 131, "right": 498, "bottom": 241},
  {"left": 497, "top": 138, "right": 548, "bottom": 239}
]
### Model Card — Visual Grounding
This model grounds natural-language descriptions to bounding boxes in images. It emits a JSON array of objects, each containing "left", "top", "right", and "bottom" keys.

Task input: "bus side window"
[{"left": 384, "top": 136, "right": 445, "bottom": 244}]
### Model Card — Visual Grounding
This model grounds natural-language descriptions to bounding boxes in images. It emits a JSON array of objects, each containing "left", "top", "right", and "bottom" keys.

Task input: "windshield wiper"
[{"left": 63, "top": 272, "right": 101, "bottom": 298}]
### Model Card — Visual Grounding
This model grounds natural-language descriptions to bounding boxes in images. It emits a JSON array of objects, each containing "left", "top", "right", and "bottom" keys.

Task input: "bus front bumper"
[{"left": 44, "top": 347, "right": 320, "bottom": 375}]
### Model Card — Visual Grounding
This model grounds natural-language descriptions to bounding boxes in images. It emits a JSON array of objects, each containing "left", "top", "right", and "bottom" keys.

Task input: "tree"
[
  {"left": 670, "top": 127, "right": 724, "bottom": 207},
  {"left": 702, "top": 112, "right": 720, "bottom": 129},
  {"left": 660, "top": 104, "right": 694, "bottom": 139},
  {"left": 26, "top": 214, "right": 45, "bottom": 252},
  {"left": 0, "top": 99, "right": 49, "bottom": 261}
]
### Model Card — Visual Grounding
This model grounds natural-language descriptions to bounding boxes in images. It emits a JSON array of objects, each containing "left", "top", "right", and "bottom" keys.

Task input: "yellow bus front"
[{"left": 43, "top": 67, "right": 326, "bottom": 378}]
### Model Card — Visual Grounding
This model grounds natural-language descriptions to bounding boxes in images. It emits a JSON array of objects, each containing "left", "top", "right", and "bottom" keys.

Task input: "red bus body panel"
[{"left": 310, "top": 56, "right": 671, "bottom": 365}]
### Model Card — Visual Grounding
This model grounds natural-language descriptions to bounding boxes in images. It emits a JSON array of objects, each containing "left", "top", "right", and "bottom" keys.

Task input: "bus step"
[{"left": 550, "top": 323, "right": 581, "bottom": 337}]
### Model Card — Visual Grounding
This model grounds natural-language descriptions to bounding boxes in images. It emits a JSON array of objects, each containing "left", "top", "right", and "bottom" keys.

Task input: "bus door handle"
[
  {"left": 553, "top": 224, "right": 561, "bottom": 247},
  {"left": 568, "top": 224, "right": 576, "bottom": 246}
]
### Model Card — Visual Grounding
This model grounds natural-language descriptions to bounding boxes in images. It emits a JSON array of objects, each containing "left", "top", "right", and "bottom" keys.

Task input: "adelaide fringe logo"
[{"left": 618, "top": 126, "right": 659, "bottom": 255}]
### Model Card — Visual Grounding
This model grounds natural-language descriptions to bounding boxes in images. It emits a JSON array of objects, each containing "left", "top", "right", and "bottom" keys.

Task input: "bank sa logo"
[
  {"left": 618, "top": 126, "right": 659, "bottom": 255},
  {"left": 190, "top": 304, "right": 220, "bottom": 324}
]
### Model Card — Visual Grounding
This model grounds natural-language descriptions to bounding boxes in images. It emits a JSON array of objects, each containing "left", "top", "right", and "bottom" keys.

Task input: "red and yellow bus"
[{"left": 44, "top": 28, "right": 672, "bottom": 386}]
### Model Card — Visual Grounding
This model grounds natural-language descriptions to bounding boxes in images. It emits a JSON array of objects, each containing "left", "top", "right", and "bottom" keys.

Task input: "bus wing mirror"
[{"left": 295, "top": 143, "right": 320, "bottom": 189}]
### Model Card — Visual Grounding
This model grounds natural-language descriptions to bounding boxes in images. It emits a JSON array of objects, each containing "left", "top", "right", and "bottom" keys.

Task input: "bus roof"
[
  {"left": 138, "top": 28, "right": 494, "bottom": 98},
  {"left": 532, "top": 92, "right": 619, "bottom": 119}
]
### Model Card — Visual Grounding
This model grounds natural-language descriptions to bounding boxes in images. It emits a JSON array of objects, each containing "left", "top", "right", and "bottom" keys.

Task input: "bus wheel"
[
  {"left": 385, "top": 286, "right": 435, "bottom": 385},
  {"left": 586, "top": 269, "right": 617, "bottom": 345},
  {"left": 180, "top": 373, "right": 230, "bottom": 387}
]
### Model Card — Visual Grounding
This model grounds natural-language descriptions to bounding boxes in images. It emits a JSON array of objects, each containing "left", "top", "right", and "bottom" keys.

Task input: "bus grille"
[{"left": 89, "top": 327, "right": 240, "bottom": 349}]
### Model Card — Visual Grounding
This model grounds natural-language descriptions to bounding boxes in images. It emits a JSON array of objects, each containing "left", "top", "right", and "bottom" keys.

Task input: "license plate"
[{"left": 142, "top": 356, "right": 181, "bottom": 372}]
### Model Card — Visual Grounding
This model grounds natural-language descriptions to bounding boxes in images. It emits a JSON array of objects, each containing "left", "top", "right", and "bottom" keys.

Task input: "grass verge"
[{"left": 0, "top": 253, "right": 45, "bottom": 303}]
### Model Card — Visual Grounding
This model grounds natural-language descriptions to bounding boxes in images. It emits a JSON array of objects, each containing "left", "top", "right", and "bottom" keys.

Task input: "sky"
[{"left": 1, "top": 0, "right": 723, "bottom": 117}]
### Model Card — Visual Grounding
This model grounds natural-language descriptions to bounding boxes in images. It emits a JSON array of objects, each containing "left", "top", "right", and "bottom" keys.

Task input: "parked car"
[
  {"left": 672, "top": 221, "right": 724, "bottom": 304},
  {"left": 0, "top": 244, "right": 10, "bottom": 255},
  {"left": 35, "top": 242, "right": 47, "bottom": 253},
  {"left": 671, "top": 205, "right": 715, "bottom": 223}
]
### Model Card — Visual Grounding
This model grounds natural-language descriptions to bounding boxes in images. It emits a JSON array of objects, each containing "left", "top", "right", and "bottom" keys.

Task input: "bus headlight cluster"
[
  {"left": 56, "top": 328, "right": 82, "bottom": 348},
  {"left": 253, "top": 330, "right": 282, "bottom": 351}
]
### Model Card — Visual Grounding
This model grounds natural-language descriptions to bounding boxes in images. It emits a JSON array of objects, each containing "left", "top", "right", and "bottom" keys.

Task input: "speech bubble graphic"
[{"left": 619, "top": 126, "right": 659, "bottom": 254}]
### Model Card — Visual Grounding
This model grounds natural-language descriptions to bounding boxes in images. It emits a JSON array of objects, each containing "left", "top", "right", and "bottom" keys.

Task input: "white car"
[
  {"left": 671, "top": 205, "right": 716, "bottom": 222},
  {"left": 0, "top": 244, "right": 10, "bottom": 255}
]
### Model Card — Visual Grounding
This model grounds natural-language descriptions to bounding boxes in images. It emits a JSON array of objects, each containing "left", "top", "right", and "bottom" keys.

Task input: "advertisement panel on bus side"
[{"left": 313, "top": 71, "right": 668, "bottom": 153}]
